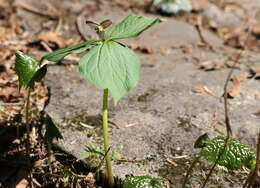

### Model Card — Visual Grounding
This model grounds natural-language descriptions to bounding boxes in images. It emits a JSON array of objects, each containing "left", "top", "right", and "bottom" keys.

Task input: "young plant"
[
  {"left": 41, "top": 15, "right": 161, "bottom": 187},
  {"left": 195, "top": 133, "right": 256, "bottom": 170},
  {"left": 15, "top": 52, "right": 63, "bottom": 164},
  {"left": 15, "top": 51, "right": 47, "bottom": 155}
]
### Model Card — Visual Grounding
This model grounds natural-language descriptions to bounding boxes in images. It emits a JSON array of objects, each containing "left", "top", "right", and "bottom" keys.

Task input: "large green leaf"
[
  {"left": 40, "top": 40, "right": 100, "bottom": 63},
  {"left": 79, "top": 41, "right": 140, "bottom": 103},
  {"left": 15, "top": 51, "right": 44, "bottom": 89},
  {"left": 105, "top": 15, "right": 161, "bottom": 40},
  {"left": 44, "top": 114, "right": 63, "bottom": 143}
]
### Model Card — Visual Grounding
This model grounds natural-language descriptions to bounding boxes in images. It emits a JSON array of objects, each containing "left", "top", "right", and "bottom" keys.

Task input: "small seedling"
[
  {"left": 183, "top": 133, "right": 256, "bottom": 187},
  {"left": 15, "top": 51, "right": 63, "bottom": 170},
  {"left": 41, "top": 15, "right": 161, "bottom": 187},
  {"left": 15, "top": 51, "right": 47, "bottom": 155},
  {"left": 195, "top": 133, "right": 256, "bottom": 170}
]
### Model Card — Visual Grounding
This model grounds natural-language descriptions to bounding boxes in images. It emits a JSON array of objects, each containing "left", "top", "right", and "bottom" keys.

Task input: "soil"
[{"left": 1, "top": 0, "right": 260, "bottom": 187}]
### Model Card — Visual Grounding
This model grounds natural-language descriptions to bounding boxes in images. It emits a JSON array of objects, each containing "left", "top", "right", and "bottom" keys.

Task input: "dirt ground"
[{"left": 1, "top": 0, "right": 260, "bottom": 187}]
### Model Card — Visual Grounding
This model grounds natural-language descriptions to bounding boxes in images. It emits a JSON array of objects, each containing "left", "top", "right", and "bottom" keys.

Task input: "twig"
[
  {"left": 195, "top": 25, "right": 215, "bottom": 52},
  {"left": 200, "top": 52, "right": 241, "bottom": 188},
  {"left": 166, "top": 158, "right": 178, "bottom": 167},
  {"left": 182, "top": 156, "right": 200, "bottom": 188},
  {"left": 40, "top": 41, "right": 53, "bottom": 52}
]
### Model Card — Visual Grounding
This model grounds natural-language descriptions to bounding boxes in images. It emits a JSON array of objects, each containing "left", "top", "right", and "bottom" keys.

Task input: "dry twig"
[{"left": 200, "top": 52, "right": 242, "bottom": 188}]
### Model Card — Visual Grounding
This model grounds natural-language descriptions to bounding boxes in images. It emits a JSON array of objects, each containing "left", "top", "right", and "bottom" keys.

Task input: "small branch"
[
  {"left": 195, "top": 25, "right": 215, "bottom": 52},
  {"left": 200, "top": 52, "right": 241, "bottom": 188}
]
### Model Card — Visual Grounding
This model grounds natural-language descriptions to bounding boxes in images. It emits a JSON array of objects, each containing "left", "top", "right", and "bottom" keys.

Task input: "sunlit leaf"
[
  {"left": 40, "top": 40, "right": 100, "bottom": 63},
  {"left": 105, "top": 15, "right": 161, "bottom": 40},
  {"left": 15, "top": 51, "right": 39, "bottom": 89},
  {"left": 79, "top": 41, "right": 140, "bottom": 103}
]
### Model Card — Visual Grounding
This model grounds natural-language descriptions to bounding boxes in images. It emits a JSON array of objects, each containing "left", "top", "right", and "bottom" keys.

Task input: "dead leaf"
[
  {"left": 199, "top": 60, "right": 225, "bottom": 71},
  {"left": 228, "top": 72, "right": 246, "bottom": 98},
  {"left": 0, "top": 86, "right": 26, "bottom": 102},
  {"left": 38, "top": 32, "right": 66, "bottom": 49},
  {"left": 193, "top": 85, "right": 216, "bottom": 97},
  {"left": 85, "top": 173, "right": 95, "bottom": 186},
  {"left": 34, "top": 83, "right": 49, "bottom": 111},
  {"left": 249, "top": 65, "right": 260, "bottom": 78}
]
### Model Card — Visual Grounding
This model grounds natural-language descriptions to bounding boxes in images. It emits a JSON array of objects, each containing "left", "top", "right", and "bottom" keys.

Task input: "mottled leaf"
[{"left": 196, "top": 134, "right": 256, "bottom": 170}]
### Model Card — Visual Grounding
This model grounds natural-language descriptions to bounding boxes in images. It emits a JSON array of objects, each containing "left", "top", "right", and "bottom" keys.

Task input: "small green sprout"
[
  {"left": 195, "top": 133, "right": 256, "bottom": 170},
  {"left": 15, "top": 51, "right": 47, "bottom": 155},
  {"left": 123, "top": 176, "right": 162, "bottom": 188},
  {"left": 42, "top": 15, "right": 161, "bottom": 187}
]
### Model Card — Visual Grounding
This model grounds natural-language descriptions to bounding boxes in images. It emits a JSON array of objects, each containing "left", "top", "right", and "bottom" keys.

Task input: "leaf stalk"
[{"left": 102, "top": 88, "right": 114, "bottom": 187}]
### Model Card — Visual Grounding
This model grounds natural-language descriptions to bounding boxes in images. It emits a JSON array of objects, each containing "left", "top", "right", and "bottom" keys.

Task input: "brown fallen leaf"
[
  {"left": 199, "top": 60, "right": 225, "bottom": 71},
  {"left": 192, "top": 85, "right": 216, "bottom": 97},
  {"left": 38, "top": 32, "right": 66, "bottom": 49},
  {"left": 228, "top": 72, "right": 247, "bottom": 98},
  {"left": 0, "top": 86, "right": 26, "bottom": 102},
  {"left": 34, "top": 83, "right": 49, "bottom": 111},
  {"left": 249, "top": 65, "right": 260, "bottom": 78}
]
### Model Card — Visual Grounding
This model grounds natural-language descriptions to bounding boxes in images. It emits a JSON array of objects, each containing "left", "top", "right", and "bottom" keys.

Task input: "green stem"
[
  {"left": 25, "top": 88, "right": 31, "bottom": 157},
  {"left": 102, "top": 89, "right": 114, "bottom": 187}
]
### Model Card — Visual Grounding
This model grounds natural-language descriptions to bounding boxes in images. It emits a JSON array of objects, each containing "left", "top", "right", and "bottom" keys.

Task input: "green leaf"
[
  {"left": 197, "top": 135, "right": 256, "bottom": 170},
  {"left": 105, "top": 15, "right": 161, "bottom": 40},
  {"left": 44, "top": 114, "right": 63, "bottom": 143},
  {"left": 15, "top": 51, "right": 40, "bottom": 88},
  {"left": 40, "top": 40, "right": 100, "bottom": 63},
  {"left": 29, "top": 64, "right": 47, "bottom": 86},
  {"left": 123, "top": 176, "right": 162, "bottom": 188},
  {"left": 79, "top": 41, "right": 140, "bottom": 103}
]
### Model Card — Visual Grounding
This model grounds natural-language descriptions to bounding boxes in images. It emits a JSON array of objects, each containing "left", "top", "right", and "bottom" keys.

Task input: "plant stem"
[
  {"left": 102, "top": 89, "right": 114, "bottom": 187},
  {"left": 25, "top": 88, "right": 31, "bottom": 157}
]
